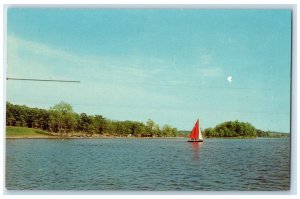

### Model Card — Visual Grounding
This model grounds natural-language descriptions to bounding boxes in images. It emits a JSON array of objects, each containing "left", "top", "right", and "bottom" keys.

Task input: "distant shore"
[
  {"left": 6, "top": 126, "right": 186, "bottom": 139},
  {"left": 6, "top": 135, "right": 185, "bottom": 139},
  {"left": 6, "top": 126, "right": 289, "bottom": 139}
]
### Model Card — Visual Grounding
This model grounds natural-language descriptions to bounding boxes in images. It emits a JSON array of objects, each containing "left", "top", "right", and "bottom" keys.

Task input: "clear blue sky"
[{"left": 6, "top": 9, "right": 291, "bottom": 132}]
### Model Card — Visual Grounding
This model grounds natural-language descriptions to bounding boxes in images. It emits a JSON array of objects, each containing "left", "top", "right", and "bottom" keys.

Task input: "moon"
[{"left": 227, "top": 76, "right": 233, "bottom": 83}]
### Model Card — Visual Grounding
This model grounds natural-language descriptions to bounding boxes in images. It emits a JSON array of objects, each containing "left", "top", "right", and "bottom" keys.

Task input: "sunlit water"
[{"left": 6, "top": 138, "right": 290, "bottom": 191}]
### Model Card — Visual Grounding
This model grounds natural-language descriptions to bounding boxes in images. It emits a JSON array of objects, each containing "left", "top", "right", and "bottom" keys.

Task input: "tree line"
[
  {"left": 202, "top": 120, "right": 288, "bottom": 138},
  {"left": 6, "top": 101, "right": 180, "bottom": 137},
  {"left": 6, "top": 101, "right": 288, "bottom": 138},
  {"left": 203, "top": 121, "right": 256, "bottom": 138}
]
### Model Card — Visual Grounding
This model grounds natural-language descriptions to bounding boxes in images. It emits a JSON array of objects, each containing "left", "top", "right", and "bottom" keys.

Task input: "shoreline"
[
  {"left": 6, "top": 136, "right": 289, "bottom": 139},
  {"left": 5, "top": 126, "right": 188, "bottom": 139},
  {"left": 5, "top": 135, "right": 187, "bottom": 139},
  {"left": 6, "top": 127, "right": 289, "bottom": 139}
]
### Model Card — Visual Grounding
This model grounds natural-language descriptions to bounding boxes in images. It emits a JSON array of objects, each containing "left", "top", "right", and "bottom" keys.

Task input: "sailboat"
[{"left": 188, "top": 119, "right": 203, "bottom": 142}]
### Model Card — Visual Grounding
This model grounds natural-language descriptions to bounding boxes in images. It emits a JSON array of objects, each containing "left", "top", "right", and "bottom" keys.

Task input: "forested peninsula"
[{"left": 6, "top": 102, "right": 289, "bottom": 139}]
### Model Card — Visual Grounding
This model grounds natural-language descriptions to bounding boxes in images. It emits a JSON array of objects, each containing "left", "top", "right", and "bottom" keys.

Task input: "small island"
[{"left": 6, "top": 102, "right": 289, "bottom": 139}]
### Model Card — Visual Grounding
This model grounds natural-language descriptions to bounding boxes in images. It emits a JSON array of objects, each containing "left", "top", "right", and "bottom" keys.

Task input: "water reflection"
[{"left": 190, "top": 142, "right": 203, "bottom": 161}]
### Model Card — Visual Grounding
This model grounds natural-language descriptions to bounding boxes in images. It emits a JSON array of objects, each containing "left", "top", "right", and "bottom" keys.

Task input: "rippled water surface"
[{"left": 6, "top": 138, "right": 290, "bottom": 191}]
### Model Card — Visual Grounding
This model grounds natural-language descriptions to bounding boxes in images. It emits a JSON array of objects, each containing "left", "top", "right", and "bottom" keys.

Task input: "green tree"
[
  {"left": 78, "top": 113, "right": 96, "bottom": 136},
  {"left": 94, "top": 115, "right": 107, "bottom": 134},
  {"left": 146, "top": 119, "right": 155, "bottom": 137},
  {"left": 103, "top": 120, "right": 116, "bottom": 135},
  {"left": 49, "top": 101, "right": 76, "bottom": 137},
  {"left": 49, "top": 109, "right": 62, "bottom": 133},
  {"left": 161, "top": 124, "right": 178, "bottom": 137},
  {"left": 131, "top": 121, "right": 146, "bottom": 137},
  {"left": 39, "top": 109, "right": 50, "bottom": 131},
  {"left": 64, "top": 112, "right": 78, "bottom": 135},
  {"left": 204, "top": 120, "right": 257, "bottom": 138},
  {"left": 6, "top": 102, "right": 16, "bottom": 126},
  {"left": 154, "top": 124, "right": 162, "bottom": 137},
  {"left": 6, "top": 101, "right": 184, "bottom": 138},
  {"left": 162, "top": 124, "right": 172, "bottom": 137}
]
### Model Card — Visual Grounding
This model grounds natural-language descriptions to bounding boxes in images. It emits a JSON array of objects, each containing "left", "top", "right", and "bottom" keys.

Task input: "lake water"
[{"left": 6, "top": 138, "right": 290, "bottom": 191}]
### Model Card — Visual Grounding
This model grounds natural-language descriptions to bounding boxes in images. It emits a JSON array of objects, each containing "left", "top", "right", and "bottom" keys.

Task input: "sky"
[{"left": 6, "top": 9, "right": 291, "bottom": 132}]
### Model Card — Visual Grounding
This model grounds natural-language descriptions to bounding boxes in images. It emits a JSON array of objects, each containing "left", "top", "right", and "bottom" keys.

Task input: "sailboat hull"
[{"left": 188, "top": 139, "right": 203, "bottom": 142}]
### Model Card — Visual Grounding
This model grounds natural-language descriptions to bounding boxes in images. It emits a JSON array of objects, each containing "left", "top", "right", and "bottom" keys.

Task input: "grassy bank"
[{"left": 6, "top": 126, "right": 56, "bottom": 138}]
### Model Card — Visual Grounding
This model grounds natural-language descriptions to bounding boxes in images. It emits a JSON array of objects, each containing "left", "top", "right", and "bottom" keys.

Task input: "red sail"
[{"left": 190, "top": 119, "right": 199, "bottom": 139}]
